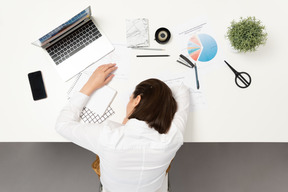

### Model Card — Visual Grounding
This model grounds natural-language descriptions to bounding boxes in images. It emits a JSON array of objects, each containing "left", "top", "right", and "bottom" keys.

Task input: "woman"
[{"left": 56, "top": 63, "right": 190, "bottom": 192}]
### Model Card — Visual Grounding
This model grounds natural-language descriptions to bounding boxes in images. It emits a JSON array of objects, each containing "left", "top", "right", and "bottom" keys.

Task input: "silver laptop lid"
[{"left": 32, "top": 6, "right": 91, "bottom": 47}]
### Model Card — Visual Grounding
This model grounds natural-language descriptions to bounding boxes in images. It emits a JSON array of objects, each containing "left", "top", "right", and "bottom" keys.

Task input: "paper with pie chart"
[
  {"left": 175, "top": 17, "right": 224, "bottom": 110},
  {"left": 175, "top": 17, "right": 224, "bottom": 71},
  {"left": 187, "top": 33, "right": 218, "bottom": 62}
]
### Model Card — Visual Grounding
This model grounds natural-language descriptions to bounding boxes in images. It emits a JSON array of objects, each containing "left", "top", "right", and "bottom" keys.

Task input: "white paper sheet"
[
  {"left": 157, "top": 72, "right": 207, "bottom": 111},
  {"left": 85, "top": 44, "right": 131, "bottom": 80}
]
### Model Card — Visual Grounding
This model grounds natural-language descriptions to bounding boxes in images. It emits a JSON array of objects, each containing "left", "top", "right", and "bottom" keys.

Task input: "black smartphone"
[{"left": 28, "top": 71, "right": 47, "bottom": 101}]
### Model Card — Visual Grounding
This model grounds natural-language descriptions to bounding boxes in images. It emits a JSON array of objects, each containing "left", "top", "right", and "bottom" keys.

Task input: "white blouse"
[{"left": 55, "top": 84, "right": 190, "bottom": 192}]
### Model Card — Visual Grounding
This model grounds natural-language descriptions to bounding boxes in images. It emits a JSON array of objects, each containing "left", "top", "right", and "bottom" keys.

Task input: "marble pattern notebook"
[{"left": 126, "top": 18, "right": 149, "bottom": 47}]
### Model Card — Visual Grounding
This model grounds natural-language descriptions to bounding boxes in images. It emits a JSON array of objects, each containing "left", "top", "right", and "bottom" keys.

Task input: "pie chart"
[{"left": 187, "top": 34, "right": 218, "bottom": 62}]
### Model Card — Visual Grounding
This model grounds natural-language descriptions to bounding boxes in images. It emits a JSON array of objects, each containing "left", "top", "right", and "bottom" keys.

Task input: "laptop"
[{"left": 33, "top": 6, "right": 114, "bottom": 81}]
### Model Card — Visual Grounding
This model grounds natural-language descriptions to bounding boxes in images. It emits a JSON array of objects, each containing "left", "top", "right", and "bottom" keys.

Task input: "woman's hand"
[{"left": 80, "top": 63, "right": 117, "bottom": 96}]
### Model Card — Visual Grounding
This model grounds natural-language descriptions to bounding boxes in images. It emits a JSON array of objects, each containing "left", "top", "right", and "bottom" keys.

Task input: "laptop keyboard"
[{"left": 46, "top": 20, "right": 102, "bottom": 65}]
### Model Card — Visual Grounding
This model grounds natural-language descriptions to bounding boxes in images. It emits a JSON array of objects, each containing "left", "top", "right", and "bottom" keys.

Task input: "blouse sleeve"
[
  {"left": 55, "top": 91, "right": 104, "bottom": 154},
  {"left": 170, "top": 83, "right": 190, "bottom": 137}
]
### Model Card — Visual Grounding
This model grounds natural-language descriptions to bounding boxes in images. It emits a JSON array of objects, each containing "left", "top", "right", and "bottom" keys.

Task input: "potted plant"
[{"left": 226, "top": 16, "right": 268, "bottom": 52}]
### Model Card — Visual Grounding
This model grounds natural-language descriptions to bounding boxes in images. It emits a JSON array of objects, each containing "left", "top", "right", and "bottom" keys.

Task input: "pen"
[
  {"left": 194, "top": 64, "right": 200, "bottom": 89},
  {"left": 136, "top": 55, "right": 170, "bottom": 57}
]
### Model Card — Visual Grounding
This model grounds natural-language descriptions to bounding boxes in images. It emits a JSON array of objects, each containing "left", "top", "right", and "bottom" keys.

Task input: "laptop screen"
[{"left": 32, "top": 6, "right": 91, "bottom": 47}]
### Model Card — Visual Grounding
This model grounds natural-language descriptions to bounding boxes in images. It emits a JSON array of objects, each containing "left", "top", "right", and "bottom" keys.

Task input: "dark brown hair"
[{"left": 128, "top": 78, "right": 177, "bottom": 134}]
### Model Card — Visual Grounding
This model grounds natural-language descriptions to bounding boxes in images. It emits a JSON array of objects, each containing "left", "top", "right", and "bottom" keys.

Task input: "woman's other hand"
[{"left": 80, "top": 63, "right": 117, "bottom": 96}]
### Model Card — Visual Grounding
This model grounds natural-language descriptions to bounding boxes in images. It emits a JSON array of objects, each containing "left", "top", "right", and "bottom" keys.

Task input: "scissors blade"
[
  {"left": 180, "top": 54, "right": 195, "bottom": 68},
  {"left": 224, "top": 60, "right": 239, "bottom": 75}
]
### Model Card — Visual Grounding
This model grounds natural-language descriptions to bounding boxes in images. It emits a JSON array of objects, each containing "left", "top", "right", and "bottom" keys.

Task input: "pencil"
[
  {"left": 136, "top": 55, "right": 170, "bottom": 57},
  {"left": 132, "top": 47, "right": 165, "bottom": 51}
]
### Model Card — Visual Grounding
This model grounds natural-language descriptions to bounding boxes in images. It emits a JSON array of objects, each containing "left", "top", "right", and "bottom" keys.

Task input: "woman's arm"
[
  {"left": 80, "top": 63, "right": 117, "bottom": 96},
  {"left": 55, "top": 64, "right": 117, "bottom": 152},
  {"left": 171, "top": 83, "right": 190, "bottom": 137}
]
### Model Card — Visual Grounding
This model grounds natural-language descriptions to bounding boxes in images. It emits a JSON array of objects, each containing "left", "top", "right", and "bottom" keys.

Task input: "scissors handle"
[{"left": 235, "top": 72, "right": 251, "bottom": 88}]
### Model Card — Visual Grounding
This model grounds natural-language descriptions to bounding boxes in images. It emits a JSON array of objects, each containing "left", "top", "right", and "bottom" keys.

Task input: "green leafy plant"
[{"left": 226, "top": 16, "right": 268, "bottom": 52}]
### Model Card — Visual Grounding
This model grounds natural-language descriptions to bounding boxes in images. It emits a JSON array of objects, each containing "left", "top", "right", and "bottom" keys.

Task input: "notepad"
[{"left": 68, "top": 71, "right": 117, "bottom": 117}]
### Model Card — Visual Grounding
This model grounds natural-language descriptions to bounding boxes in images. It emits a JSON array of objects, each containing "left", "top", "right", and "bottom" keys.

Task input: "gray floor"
[{"left": 0, "top": 143, "right": 288, "bottom": 192}]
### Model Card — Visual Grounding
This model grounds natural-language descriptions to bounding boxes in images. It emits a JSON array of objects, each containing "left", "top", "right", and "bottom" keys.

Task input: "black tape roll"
[{"left": 155, "top": 27, "right": 171, "bottom": 44}]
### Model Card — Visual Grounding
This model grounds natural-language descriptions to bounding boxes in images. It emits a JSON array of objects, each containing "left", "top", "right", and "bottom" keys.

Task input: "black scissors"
[
  {"left": 177, "top": 54, "right": 200, "bottom": 89},
  {"left": 224, "top": 60, "right": 251, "bottom": 88}
]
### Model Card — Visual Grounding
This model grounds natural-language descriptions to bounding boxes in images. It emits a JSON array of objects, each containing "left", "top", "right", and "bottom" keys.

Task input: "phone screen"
[{"left": 28, "top": 71, "right": 47, "bottom": 101}]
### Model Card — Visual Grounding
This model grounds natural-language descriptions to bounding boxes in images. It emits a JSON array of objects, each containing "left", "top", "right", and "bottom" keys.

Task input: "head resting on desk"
[{"left": 125, "top": 78, "right": 177, "bottom": 134}]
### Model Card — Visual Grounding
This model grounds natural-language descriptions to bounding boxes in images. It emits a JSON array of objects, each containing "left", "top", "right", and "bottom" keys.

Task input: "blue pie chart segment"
[{"left": 198, "top": 34, "right": 218, "bottom": 62}]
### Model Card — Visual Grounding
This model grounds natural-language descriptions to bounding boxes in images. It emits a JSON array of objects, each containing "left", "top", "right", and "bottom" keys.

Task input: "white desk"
[{"left": 1, "top": 0, "right": 288, "bottom": 142}]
